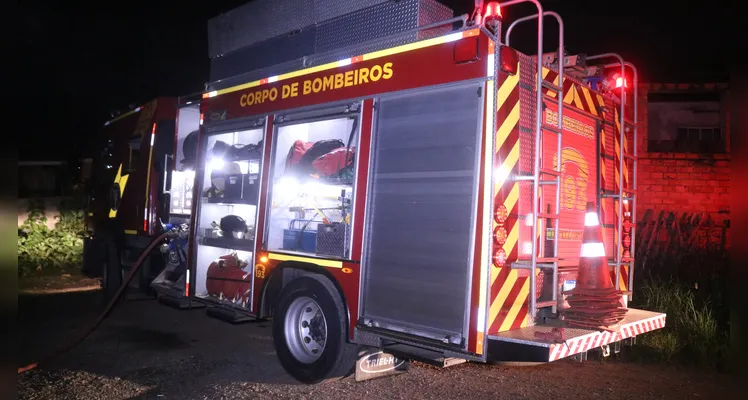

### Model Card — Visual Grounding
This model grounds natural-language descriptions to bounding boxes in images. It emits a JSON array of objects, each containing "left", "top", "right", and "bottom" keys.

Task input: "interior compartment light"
[{"left": 210, "top": 157, "right": 225, "bottom": 170}]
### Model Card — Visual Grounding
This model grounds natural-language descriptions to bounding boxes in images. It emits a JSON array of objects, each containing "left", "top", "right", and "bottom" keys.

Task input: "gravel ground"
[{"left": 18, "top": 291, "right": 738, "bottom": 400}]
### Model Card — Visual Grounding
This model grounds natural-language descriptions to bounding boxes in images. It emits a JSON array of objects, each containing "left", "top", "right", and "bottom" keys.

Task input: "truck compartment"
[
  {"left": 265, "top": 114, "right": 358, "bottom": 259},
  {"left": 192, "top": 128, "right": 265, "bottom": 310},
  {"left": 360, "top": 82, "right": 484, "bottom": 347}
]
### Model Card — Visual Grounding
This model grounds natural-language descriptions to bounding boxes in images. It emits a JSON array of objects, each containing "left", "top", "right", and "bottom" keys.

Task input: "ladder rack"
[
  {"left": 500, "top": 0, "right": 640, "bottom": 319},
  {"left": 503, "top": 3, "right": 564, "bottom": 319},
  {"left": 586, "top": 56, "right": 639, "bottom": 299}
]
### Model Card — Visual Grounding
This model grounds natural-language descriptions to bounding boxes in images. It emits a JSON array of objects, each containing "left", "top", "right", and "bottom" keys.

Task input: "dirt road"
[{"left": 18, "top": 291, "right": 737, "bottom": 399}]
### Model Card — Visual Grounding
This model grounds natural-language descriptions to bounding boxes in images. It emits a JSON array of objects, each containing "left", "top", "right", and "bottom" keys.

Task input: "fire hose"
[{"left": 17, "top": 232, "right": 170, "bottom": 374}]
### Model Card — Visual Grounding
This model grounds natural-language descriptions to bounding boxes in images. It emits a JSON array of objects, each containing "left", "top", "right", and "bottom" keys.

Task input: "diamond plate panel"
[
  {"left": 208, "top": 0, "right": 389, "bottom": 58},
  {"left": 315, "top": 0, "right": 419, "bottom": 53},
  {"left": 208, "top": 0, "right": 454, "bottom": 91},
  {"left": 493, "top": 324, "right": 594, "bottom": 346},
  {"left": 209, "top": 26, "right": 316, "bottom": 83},
  {"left": 516, "top": 53, "right": 539, "bottom": 264}
]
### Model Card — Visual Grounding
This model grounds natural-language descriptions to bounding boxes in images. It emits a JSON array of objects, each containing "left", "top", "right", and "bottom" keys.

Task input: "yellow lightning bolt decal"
[{"left": 109, "top": 164, "right": 129, "bottom": 218}]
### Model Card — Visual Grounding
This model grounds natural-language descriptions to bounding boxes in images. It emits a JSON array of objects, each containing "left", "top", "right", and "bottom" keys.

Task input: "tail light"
[
  {"left": 500, "top": 45, "right": 519, "bottom": 75},
  {"left": 493, "top": 248, "right": 507, "bottom": 267},
  {"left": 494, "top": 204, "right": 508, "bottom": 224}
]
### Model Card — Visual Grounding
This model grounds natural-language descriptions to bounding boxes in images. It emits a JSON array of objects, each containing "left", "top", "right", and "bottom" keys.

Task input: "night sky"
[{"left": 19, "top": 0, "right": 729, "bottom": 162}]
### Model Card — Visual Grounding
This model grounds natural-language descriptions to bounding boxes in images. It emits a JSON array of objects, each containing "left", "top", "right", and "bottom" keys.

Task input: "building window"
[
  {"left": 648, "top": 126, "right": 724, "bottom": 153},
  {"left": 646, "top": 96, "right": 725, "bottom": 154}
]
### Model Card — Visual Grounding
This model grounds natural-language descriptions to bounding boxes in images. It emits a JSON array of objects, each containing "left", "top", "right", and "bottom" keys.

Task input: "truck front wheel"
[{"left": 272, "top": 274, "right": 356, "bottom": 384}]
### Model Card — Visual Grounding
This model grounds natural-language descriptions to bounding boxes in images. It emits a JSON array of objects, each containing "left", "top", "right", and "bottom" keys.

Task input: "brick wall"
[{"left": 636, "top": 84, "right": 730, "bottom": 236}]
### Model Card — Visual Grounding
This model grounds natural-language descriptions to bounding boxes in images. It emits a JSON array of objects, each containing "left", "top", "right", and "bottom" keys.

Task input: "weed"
[{"left": 632, "top": 277, "right": 728, "bottom": 370}]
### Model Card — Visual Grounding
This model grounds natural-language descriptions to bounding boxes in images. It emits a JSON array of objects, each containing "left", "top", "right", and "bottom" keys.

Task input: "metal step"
[
  {"left": 383, "top": 343, "right": 466, "bottom": 368},
  {"left": 536, "top": 300, "right": 557, "bottom": 308},
  {"left": 206, "top": 306, "right": 256, "bottom": 324},
  {"left": 157, "top": 293, "right": 206, "bottom": 309},
  {"left": 539, "top": 167, "right": 562, "bottom": 177},
  {"left": 541, "top": 124, "right": 562, "bottom": 134},
  {"left": 601, "top": 192, "right": 636, "bottom": 200},
  {"left": 511, "top": 260, "right": 556, "bottom": 270},
  {"left": 537, "top": 212, "right": 559, "bottom": 220},
  {"left": 542, "top": 81, "right": 563, "bottom": 92}
]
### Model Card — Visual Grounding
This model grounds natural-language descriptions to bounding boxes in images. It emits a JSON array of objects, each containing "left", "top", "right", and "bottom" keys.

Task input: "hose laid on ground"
[{"left": 18, "top": 232, "right": 170, "bottom": 374}]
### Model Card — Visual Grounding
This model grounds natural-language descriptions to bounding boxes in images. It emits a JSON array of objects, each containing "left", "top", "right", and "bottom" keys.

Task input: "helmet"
[
  {"left": 220, "top": 215, "right": 248, "bottom": 235},
  {"left": 181, "top": 130, "right": 200, "bottom": 165}
]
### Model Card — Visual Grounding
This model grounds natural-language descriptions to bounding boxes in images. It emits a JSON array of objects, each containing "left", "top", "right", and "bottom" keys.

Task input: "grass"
[{"left": 631, "top": 278, "right": 729, "bottom": 371}]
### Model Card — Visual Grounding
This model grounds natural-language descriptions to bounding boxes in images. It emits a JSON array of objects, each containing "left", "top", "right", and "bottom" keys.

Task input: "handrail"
[
  {"left": 504, "top": 10, "right": 564, "bottom": 317},
  {"left": 499, "top": 0, "right": 545, "bottom": 319}
]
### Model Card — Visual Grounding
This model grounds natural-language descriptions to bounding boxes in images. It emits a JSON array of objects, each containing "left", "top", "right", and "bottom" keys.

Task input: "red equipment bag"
[
  {"left": 285, "top": 140, "right": 314, "bottom": 170},
  {"left": 312, "top": 147, "right": 355, "bottom": 176}
]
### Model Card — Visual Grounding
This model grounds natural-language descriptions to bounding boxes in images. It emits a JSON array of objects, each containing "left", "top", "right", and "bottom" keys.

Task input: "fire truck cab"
[{"left": 83, "top": 94, "right": 203, "bottom": 301}]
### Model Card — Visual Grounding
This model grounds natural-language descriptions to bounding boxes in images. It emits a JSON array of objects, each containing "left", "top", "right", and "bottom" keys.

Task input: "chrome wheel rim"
[{"left": 284, "top": 296, "right": 327, "bottom": 364}]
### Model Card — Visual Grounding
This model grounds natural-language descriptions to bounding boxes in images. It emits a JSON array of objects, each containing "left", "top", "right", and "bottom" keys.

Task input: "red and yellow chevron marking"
[
  {"left": 488, "top": 60, "right": 531, "bottom": 334},
  {"left": 610, "top": 107, "right": 630, "bottom": 291},
  {"left": 539, "top": 68, "right": 604, "bottom": 116}
]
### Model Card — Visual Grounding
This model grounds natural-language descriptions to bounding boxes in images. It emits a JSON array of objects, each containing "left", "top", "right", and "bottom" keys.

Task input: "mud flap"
[{"left": 354, "top": 347, "right": 409, "bottom": 382}]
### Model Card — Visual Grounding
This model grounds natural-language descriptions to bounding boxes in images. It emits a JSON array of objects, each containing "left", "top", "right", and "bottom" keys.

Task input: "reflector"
[{"left": 500, "top": 45, "right": 519, "bottom": 75}]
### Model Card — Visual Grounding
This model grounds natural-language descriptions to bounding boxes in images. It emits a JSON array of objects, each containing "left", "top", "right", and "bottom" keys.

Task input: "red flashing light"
[
  {"left": 485, "top": 2, "right": 501, "bottom": 20},
  {"left": 152, "top": 123, "right": 157, "bottom": 134},
  {"left": 500, "top": 45, "right": 519, "bottom": 76},
  {"left": 615, "top": 77, "right": 627, "bottom": 88}
]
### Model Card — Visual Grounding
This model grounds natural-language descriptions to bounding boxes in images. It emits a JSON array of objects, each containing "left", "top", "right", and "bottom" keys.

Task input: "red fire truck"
[
  {"left": 86, "top": 0, "right": 667, "bottom": 385},
  {"left": 83, "top": 94, "right": 203, "bottom": 301}
]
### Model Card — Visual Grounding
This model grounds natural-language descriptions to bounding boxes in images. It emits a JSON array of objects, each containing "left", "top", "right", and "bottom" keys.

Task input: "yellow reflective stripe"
[
  {"left": 124, "top": 230, "right": 138, "bottom": 235},
  {"left": 268, "top": 253, "right": 343, "bottom": 268},
  {"left": 103, "top": 108, "right": 139, "bottom": 126}
]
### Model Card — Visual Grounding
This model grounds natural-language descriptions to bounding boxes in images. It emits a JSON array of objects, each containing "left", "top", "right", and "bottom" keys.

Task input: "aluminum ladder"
[
  {"left": 586, "top": 55, "right": 639, "bottom": 299},
  {"left": 501, "top": 1, "right": 564, "bottom": 319}
]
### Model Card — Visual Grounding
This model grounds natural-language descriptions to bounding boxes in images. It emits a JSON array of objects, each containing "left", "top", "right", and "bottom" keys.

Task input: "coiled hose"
[{"left": 18, "top": 232, "right": 170, "bottom": 374}]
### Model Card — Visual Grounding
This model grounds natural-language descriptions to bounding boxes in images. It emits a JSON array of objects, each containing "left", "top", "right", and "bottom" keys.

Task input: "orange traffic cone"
[
  {"left": 562, "top": 202, "right": 627, "bottom": 330},
  {"left": 575, "top": 202, "right": 613, "bottom": 290}
]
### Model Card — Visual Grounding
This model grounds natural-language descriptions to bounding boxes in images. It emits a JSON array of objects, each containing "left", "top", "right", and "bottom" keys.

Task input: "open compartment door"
[{"left": 190, "top": 122, "right": 265, "bottom": 313}]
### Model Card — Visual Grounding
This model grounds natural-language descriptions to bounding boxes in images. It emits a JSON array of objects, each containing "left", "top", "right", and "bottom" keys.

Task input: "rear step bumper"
[
  {"left": 354, "top": 326, "right": 483, "bottom": 363},
  {"left": 487, "top": 308, "right": 666, "bottom": 363}
]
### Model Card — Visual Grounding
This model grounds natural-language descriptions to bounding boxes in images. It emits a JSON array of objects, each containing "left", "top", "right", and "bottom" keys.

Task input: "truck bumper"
[{"left": 487, "top": 308, "right": 666, "bottom": 363}]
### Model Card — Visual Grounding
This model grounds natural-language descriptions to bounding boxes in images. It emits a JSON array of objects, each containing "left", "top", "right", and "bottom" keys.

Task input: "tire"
[
  {"left": 272, "top": 274, "right": 357, "bottom": 384},
  {"left": 103, "top": 236, "right": 123, "bottom": 304}
]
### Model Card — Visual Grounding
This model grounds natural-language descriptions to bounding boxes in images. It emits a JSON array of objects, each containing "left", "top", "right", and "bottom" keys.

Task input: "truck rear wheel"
[
  {"left": 102, "top": 235, "right": 123, "bottom": 304},
  {"left": 272, "top": 274, "right": 356, "bottom": 384}
]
